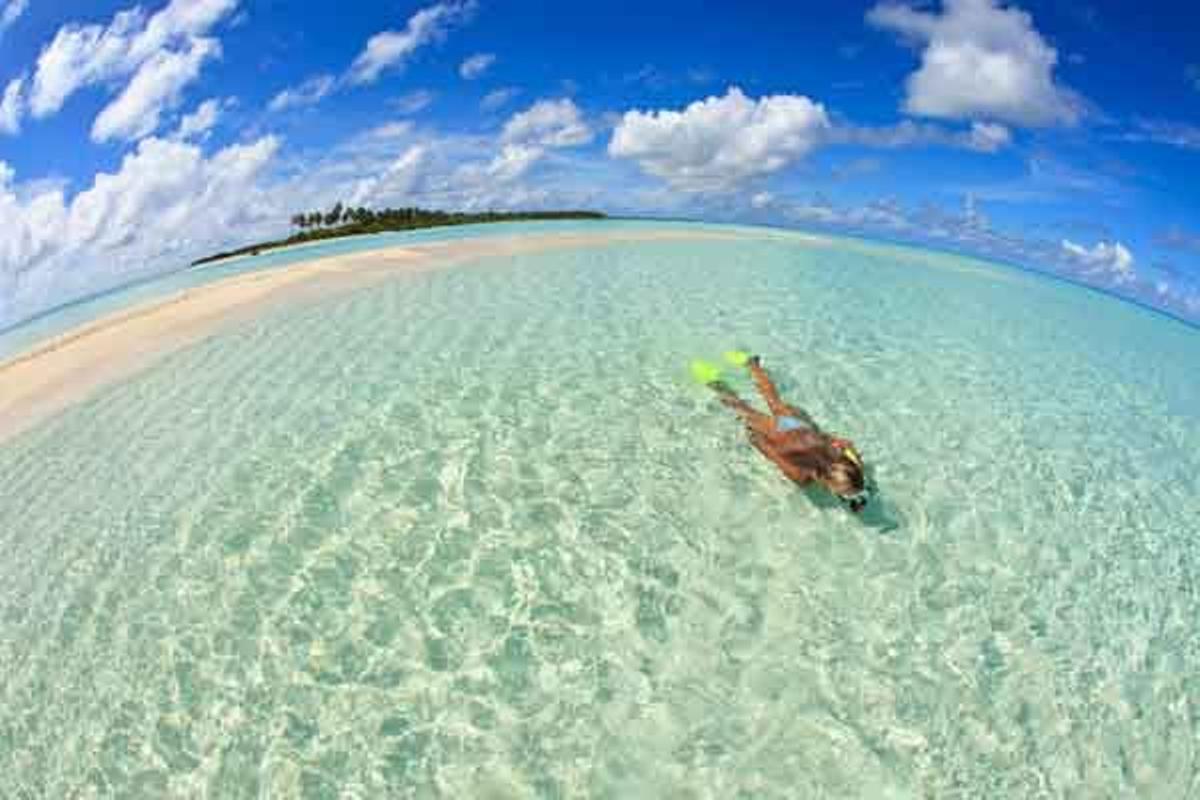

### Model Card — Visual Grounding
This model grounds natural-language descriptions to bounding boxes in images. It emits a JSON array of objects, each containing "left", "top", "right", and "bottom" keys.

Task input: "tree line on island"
[{"left": 191, "top": 203, "right": 607, "bottom": 266}]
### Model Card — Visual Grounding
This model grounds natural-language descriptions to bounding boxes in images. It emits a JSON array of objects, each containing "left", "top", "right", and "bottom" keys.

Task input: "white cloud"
[
  {"left": 31, "top": 9, "right": 149, "bottom": 117},
  {"left": 968, "top": 121, "right": 1012, "bottom": 151},
  {"left": 349, "top": 1, "right": 474, "bottom": 85},
  {"left": 770, "top": 194, "right": 1168, "bottom": 307},
  {"left": 1, "top": 134, "right": 279, "bottom": 329},
  {"left": 444, "top": 101, "right": 592, "bottom": 191},
  {"left": 742, "top": 193, "right": 1176, "bottom": 313},
  {"left": 443, "top": 139, "right": 589, "bottom": 207},
  {"left": 1, "top": 108, "right": 605, "bottom": 326},
  {"left": 31, "top": 0, "right": 237, "bottom": 116},
  {"left": 608, "top": 87, "right": 830, "bottom": 193},
  {"left": 366, "top": 120, "right": 413, "bottom": 139},
  {"left": 481, "top": 86, "right": 520, "bottom": 111},
  {"left": 346, "top": 144, "right": 428, "bottom": 206},
  {"left": 267, "top": 74, "right": 335, "bottom": 112},
  {"left": 750, "top": 191, "right": 774, "bottom": 209},
  {"left": 92, "top": 37, "right": 220, "bottom": 143},
  {"left": 502, "top": 98, "right": 592, "bottom": 148},
  {"left": 125, "top": 0, "right": 239, "bottom": 62},
  {"left": 271, "top": 2, "right": 473, "bottom": 111},
  {"left": 0, "top": 76, "right": 23, "bottom": 134},
  {"left": 484, "top": 144, "right": 543, "bottom": 182},
  {"left": 1061, "top": 239, "right": 1136, "bottom": 284},
  {"left": 1, "top": 0, "right": 29, "bottom": 33},
  {"left": 867, "top": 0, "right": 1080, "bottom": 126},
  {"left": 459, "top": 52, "right": 496, "bottom": 80},
  {"left": 834, "top": 118, "right": 1011, "bottom": 152},
  {"left": 1122, "top": 119, "right": 1200, "bottom": 151},
  {"left": 24, "top": 0, "right": 237, "bottom": 139},
  {"left": 785, "top": 196, "right": 912, "bottom": 231},
  {"left": 175, "top": 98, "right": 223, "bottom": 141},
  {"left": 391, "top": 89, "right": 435, "bottom": 114}
]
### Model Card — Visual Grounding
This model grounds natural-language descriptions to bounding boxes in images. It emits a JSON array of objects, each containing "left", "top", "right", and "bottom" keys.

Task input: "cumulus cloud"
[
  {"left": 867, "top": 0, "right": 1080, "bottom": 127},
  {"left": 608, "top": 87, "right": 830, "bottom": 192},
  {"left": 29, "top": 10, "right": 143, "bottom": 117},
  {"left": 349, "top": 1, "right": 474, "bottom": 85},
  {"left": 1, "top": 134, "right": 280, "bottom": 328},
  {"left": 174, "top": 98, "right": 223, "bottom": 141},
  {"left": 481, "top": 86, "right": 521, "bottom": 111},
  {"left": 502, "top": 98, "right": 592, "bottom": 148},
  {"left": 267, "top": 74, "right": 335, "bottom": 112},
  {"left": 459, "top": 52, "right": 496, "bottom": 80},
  {"left": 0, "top": 77, "right": 23, "bottom": 135},
  {"left": 447, "top": 99, "right": 594, "bottom": 188},
  {"left": 1061, "top": 239, "right": 1136, "bottom": 284},
  {"left": 92, "top": 37, "right": 220, "bottom": 142},
  {"left": 0, "top": 92, "right": 600, "bottom": 327},
  {"left": 1, "top": 0, "right": 28, "bottom": 33},
  {"left": 22, "top": 0, "right": 237, "bottom": 140}
]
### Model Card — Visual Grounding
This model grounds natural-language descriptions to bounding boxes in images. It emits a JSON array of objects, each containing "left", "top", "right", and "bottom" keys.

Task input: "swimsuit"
[{"left": 776, "top": 415, "right": 814, "bottom": 433}]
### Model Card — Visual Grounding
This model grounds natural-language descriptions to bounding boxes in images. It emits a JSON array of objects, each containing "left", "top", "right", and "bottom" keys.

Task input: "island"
[{"left": 191, "top": 205, "right": 608, "bottom": 266}]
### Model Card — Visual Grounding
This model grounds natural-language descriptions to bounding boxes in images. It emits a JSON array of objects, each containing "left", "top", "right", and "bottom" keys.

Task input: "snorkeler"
[{"left": 701, "top": 353, "right": 872, "bottom": 513}]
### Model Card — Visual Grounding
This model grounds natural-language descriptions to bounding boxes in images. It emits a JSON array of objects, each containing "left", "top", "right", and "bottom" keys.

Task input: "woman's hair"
[{"left": 822, "top": 452, "right": 865, "bottom": 496}]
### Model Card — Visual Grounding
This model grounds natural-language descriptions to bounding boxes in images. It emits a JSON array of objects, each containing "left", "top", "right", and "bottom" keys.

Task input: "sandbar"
[{"left": 0, "top": 229, "right": 754, "bottom": 445}]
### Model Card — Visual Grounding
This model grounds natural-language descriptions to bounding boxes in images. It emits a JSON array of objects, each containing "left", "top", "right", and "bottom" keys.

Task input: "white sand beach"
[{"left": 0, "top": 229, "right": 747, "bottom": 445}]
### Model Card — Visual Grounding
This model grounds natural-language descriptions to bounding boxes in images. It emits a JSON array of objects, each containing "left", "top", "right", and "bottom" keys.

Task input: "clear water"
[{"left": 2, "top": 228, "right": 1198, "bottom": 798}]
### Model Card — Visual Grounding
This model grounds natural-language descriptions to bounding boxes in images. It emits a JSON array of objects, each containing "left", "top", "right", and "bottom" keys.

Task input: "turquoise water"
[{"left": 2, "top": 227, "right": 1198, "bottom": 797}]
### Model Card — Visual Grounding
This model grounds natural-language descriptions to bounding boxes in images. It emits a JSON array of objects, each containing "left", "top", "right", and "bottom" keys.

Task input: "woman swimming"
[{"left": 710, "top": 355, "right": 871, "bottom": 513}]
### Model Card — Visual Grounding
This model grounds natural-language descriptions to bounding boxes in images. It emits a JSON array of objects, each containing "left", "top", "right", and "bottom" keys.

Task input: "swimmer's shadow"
[{"left": 800, "top": 470, "right": 901, "bottom": 534}]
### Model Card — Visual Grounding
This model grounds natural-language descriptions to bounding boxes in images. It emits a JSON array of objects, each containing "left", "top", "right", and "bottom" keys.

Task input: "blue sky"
[{"left": 1, "top": 0, "right": 1199, "bottom": 329}]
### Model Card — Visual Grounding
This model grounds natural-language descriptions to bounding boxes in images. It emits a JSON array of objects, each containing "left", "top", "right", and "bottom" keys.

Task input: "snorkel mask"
[
  {"left": 838, "top": 489, "right": 872, "bottom": 513},
  {"left": 830, "top": 438, "right": 874, "bottom": 513}
]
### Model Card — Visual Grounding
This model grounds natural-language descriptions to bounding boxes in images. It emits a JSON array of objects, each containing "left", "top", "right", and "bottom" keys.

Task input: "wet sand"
[{"left": 0, "top": 229, "right": 756, "bottom": 445}]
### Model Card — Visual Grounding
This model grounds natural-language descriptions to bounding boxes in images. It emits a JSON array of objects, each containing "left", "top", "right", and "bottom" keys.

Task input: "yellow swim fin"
[
  {"left": 723, "top": 350, "right": 753, "bottom": 368},
  {"left": 690, "top": 359, "right": 724, "bottom": 386}
]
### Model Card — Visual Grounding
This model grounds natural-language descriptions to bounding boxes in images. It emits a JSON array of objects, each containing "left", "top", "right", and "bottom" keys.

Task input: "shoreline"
[
  {"left": 0, "top": 228, "right": 748, "bottom": 446},
  {"left": 189, "top": 211, "right": 608, "bottom": 268}
]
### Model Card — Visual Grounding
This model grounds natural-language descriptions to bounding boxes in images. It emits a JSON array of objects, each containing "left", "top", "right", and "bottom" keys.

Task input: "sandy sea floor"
[{"left": 1, "top": 223, "right": 1197, "bottom": 798}]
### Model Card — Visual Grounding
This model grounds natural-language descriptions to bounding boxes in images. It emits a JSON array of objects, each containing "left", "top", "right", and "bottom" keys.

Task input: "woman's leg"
[
  {"left": 710, "top": 383, "right": 775, "bottom": 436},
  {"left": 749, "top": 360, "right": 815, "bottom": 424},
  {"left": 749, "top": 360, "right": 792, "bottom": 415}
]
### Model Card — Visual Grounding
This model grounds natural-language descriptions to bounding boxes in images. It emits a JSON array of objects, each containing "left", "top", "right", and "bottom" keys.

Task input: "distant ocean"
[{"left": 2, "top": 222, "right": 1197, "bottom": 797}]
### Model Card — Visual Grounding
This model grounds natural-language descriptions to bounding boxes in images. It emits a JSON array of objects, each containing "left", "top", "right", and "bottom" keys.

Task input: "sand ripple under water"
[{"left": 1, "top": 227, "right": 1197, "bottom": 797}]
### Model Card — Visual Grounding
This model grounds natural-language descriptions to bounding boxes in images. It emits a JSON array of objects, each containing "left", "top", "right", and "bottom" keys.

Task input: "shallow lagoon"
[{"left": 2, "top": 225, "right": 1197, "bottom": 797}]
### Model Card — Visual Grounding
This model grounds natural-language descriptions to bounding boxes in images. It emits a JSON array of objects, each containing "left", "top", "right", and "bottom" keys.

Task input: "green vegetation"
[{"left": 191, "top": 204, "right": 607, "bottom": 266}]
